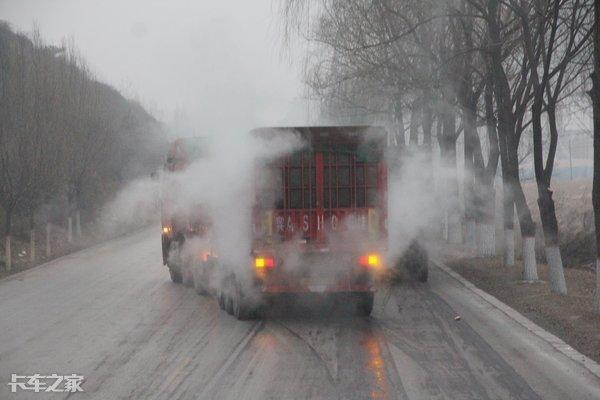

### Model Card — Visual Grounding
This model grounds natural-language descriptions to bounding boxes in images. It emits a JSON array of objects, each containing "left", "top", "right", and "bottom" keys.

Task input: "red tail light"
[
  {"left": 255, "top": 256, "right": 275, "bottom": 269},
  {"left": 359, "top": 253, "right": 381, "bottom": 268}
]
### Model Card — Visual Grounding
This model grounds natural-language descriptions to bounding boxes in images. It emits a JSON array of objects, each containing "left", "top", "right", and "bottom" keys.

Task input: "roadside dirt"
[
  {"left": 0, "top": 223, "right": 155, "bottom": 279},
  {"left": 446, "top": 256, "right": 600, "bottom": 364},
  {"left": 0, "top": 233, "right": 89, "bottom": 279}
]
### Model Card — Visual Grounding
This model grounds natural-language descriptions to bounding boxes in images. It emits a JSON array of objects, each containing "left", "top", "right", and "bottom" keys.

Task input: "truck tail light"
[
  {"left": 255, "top": 256, "right": 275, "bottom": 269},
  {"left": 359, "top": 253, "right": 381, "bottom": 268},
  {"left": 200, "top": 250, "right": 210, "bottom": 262}
]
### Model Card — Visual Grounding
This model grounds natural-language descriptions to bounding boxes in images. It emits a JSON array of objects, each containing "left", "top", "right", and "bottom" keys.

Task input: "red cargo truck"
[
  {"left": 163, "top": 127, "right": 428, "bottom": 320},
  {"left": 217, "top": 126, "right": 390, "bottom": 318}
]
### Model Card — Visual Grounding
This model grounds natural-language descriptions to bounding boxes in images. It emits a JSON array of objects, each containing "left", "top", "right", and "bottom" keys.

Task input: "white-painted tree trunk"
[
  {"left": 477, "top": 223, "right": 495, "bottom": 257},
  {"left": 465, "top": 220, "right": 477, "bottom": 251},
  {"left": 30, "top": 229, "right": 35, "bottom": 263},
  {"left": 46, "top": 223, "right": 51, "bottom": 257},
  {"left": 67, "top": 217, "right": 73, "bottom": 243},
  {"left": 545, "top": 246, "right": 567, "bottom": 294},
  {"left": 522, "top": 236, "right": 538, "bottom": 282},
  {"left": 5, "top": 236, "right": 11, "bottom": 272},
  {"left": 504, "top": 229, "right": 515, "bottom": 266},
  {"left": 595, "top": 259, "right": 600, "bottom": 313},
  {"left": 75, "top": 210, "right": 81, "bottom": 237}
]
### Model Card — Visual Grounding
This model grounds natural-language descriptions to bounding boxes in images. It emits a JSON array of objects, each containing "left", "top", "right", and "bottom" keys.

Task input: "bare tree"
[
  {"left": 520, "top": 0, "right": 592, "bottom": 293},
  {"left": 0, "top": 24, "right": 165, "bottom": 270}
]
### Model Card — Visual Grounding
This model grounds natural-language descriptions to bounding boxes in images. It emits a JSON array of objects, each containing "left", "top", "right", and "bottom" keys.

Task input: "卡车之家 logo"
[{"left": 7, "top": 374, "right": 84, "bottom": 393}]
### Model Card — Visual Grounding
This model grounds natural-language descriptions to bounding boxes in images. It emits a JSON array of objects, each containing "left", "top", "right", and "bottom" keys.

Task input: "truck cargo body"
[{"left": 249, "top": 126, "right": 388, "bottom": 298}]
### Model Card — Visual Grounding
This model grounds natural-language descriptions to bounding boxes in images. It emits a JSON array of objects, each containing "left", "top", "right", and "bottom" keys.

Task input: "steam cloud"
[{"left": 101, "top": 128, "right": 455, "bottom": 288}]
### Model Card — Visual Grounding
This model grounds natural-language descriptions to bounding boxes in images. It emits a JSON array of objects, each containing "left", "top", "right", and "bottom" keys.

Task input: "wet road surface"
[{"left": 0, "top": 227, "right": 599, "bottom": 399}]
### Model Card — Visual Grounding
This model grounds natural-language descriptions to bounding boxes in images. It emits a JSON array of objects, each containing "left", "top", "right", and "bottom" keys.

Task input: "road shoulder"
[
  {"left": 435, "top": 259, "right": 600, "bottom": 378},
  {"left": 428, "top": 259, "right": 600, "bottom": 400}
]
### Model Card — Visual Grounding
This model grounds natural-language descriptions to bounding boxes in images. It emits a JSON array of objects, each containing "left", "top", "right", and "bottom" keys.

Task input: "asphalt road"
[{"left": 1, "top": 227, "right": 599, "bottom": 400}]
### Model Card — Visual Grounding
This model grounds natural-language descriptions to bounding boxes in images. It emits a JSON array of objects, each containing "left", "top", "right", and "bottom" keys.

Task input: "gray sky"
[{"left": 0, "top": 0, "right": 309, "bottom": 136}]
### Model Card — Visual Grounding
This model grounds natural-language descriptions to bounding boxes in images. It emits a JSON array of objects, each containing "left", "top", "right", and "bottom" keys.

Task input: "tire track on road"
[
  {"left": 188, "top": 321, "right": 264, "bottom": 400},
  {"left": 273, "top": 319, "right": 337, "bottom": 383}
]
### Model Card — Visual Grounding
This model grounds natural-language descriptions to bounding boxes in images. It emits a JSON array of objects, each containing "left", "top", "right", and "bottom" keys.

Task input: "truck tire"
[
  {"left": 221, "top": 277, "right": 235, "bottom": 315},
  {"left": 167, "top": 235, "right": 186, "bottom": 284},
  {"left": 404, "top": 240, "right": 429, "bottom": 283},
  {"left": 169, "top": 267, "right": 182, "bottom": 284},
  {"left": 231, "top": 280, "right": 258, "bottom": 320},
  {"left": 225, "top": 293, "right": 234, "bottom": 315},
  {"left": 355, "top": 292, "right": 374, "bottom": 316}
]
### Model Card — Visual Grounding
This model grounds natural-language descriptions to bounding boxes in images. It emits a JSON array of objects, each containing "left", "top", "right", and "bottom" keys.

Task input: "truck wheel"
[
  {"left": 355, "top": 292, "right": 374, "bottom": 316},
  {"left": 169, "top": 267, "right": 182, "bottom": 284},
  {"left": 232, "top": 281, "right": 258, "bottom": 320},
  {"left": 222, "top": 278, "right": 235, "bottom": 315},
  {"left": 404, "top": 240, "right": 429, "bottom": 283},
  {"left": 167, "top": 236, "right": 185, "bottom": 284},
  {"left": 225, "top": 293, "right": 234, "bottom": 315},
  {"left": 416, "top": 265, "right": 428, "bottom": 283}
]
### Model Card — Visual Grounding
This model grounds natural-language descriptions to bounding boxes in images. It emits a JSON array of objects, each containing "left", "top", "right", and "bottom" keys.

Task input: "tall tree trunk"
[
  {"left": 441, "top": 108, "right": 462, "bottom": 244},
  {"left": 409, "top": 98, "right": 421, "bottom": 146},
  {"left": 422, "top": 101, "right": 434, "bottom": 187},
  {"left": 435, "top": 116, "right": 449, "bottom": 240},
  {"left": 510, "top": 164, "right": 538, "bottom": 281},
  {"left": 487, "top": 0, "right": 514, "bottom": 266},
  {"left": 495, "top": 91, "right": 516, "bottom": 266},
  {"left": 487, "top": 0, "right": 536, "bottom": 275},
  {"left": 534, "top": 104, "right": 566, "bottom": 293},
  {"left": 591, "top": 0, "right": 600, "bottom": 313},
  {"left": 422, "top": 103, "right": 433, "bottom": 150},
  {"left": 479, "top": 78, "right": 500, "bottom": 257},
  {"left": 463, "top": 100, "right": 478, "bottom": 251},
  {"left": 394, "top": 96, "right": 405, "bottom": 146}
]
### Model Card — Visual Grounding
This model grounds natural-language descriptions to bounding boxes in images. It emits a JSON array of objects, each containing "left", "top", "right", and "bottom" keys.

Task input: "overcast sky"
[{"left": 0, "top": 0, "right": 309, "bottom": 136}]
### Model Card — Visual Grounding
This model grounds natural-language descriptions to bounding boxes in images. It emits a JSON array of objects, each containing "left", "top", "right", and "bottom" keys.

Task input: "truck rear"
[{"left": 219, "top": 126, "right": 388, "bottom": 319}]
